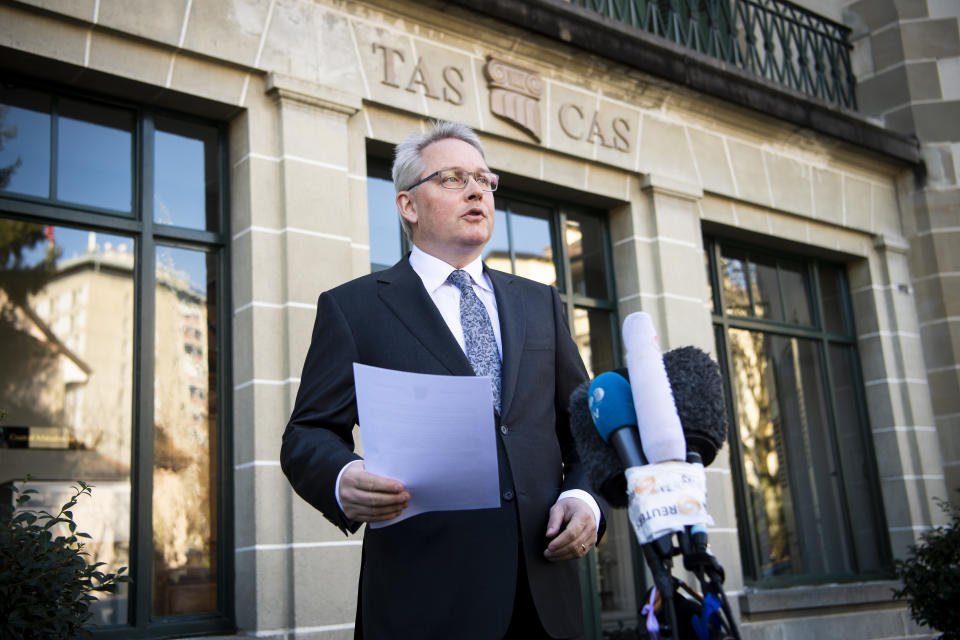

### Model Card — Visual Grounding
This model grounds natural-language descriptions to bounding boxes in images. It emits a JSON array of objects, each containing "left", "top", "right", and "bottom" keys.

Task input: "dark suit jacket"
[{"left": 281, "top": 256, "right": 604, "bottom": 639}]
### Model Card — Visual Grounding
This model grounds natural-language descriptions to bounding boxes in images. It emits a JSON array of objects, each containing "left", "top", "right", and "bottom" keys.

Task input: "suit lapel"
[
  {"left": 486, "top": 267, "right": 525, "bottom": 417},
  {"left": 377, "top": 258, "right": 475, "bottom": 378}
]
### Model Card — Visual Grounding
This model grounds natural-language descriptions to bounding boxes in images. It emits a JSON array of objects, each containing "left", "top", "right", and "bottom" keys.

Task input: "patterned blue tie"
[{"left": 447, "top": 269, "right": 502, "bottom": 414}]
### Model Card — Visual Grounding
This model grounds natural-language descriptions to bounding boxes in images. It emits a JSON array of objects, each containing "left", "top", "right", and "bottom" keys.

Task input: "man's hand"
[
  {"left": 543, "top": 497, "right": 597, "bottom": 561},
  {"left": 339, "top": 461, "right": 410, "bottom": 523}
]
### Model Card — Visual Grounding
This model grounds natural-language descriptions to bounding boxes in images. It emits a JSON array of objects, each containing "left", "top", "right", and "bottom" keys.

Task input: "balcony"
[
  {"left": 447, "top": 0, "right": 918, "bottom": 162},
  {"left": 569, "top": 0, "right": 857, "bottom": 110}
]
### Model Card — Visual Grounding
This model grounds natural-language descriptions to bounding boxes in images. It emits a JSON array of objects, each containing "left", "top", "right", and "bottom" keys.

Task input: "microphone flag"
[{"left": 625, "top": 461, "right": 713, "bottom": 545}]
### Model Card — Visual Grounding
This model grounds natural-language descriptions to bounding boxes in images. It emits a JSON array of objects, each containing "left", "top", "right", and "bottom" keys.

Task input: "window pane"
[
  {"left": 507, "top": 201, "right": 556, "bottom": 286},
  {"left": 567, "top": 212, "right": 608, "bottom": 299},
  {"left": 0, "top": 220, "right": 134, "bottom": 625},
  {"left": 153, "top": 246, "right": 218, "bottom": 616},
  {"left": 750, "top": 255, "right": 780, "bottom": 320},
  {"left": 729, "top": 329, "right": 853, "bottom": 579},
  {"left": 481, "top": 204, "right": 511, "bottom": 272},
  {"left": 57, "top": 98, "right": 134, "bottom": 212},
  {"left": 720, "top": 248, "right": 750, "bottom": 316},
  {"left": 779, "top": 259, "right": 811, "bottom": 325},
  {"left": 819, "top": 263, "right": 849, "bottom": 334},
  {"left": 572, "top": 307, "right": 614, "bottom": 385},
  {"left": 155, "top": 116, "right": 219, "bottom": 231},
  {"left": 596, "top": 510, "right": 640, "bottom": 628},
  {"left": 0, "top": 87, "right": 51, "bottom": 198},
  {"left": 829, "top": 343, "right": 885, "bottom": 573},
  {"left": 367, "top": 173, "right": 402, "bottom": 271}
]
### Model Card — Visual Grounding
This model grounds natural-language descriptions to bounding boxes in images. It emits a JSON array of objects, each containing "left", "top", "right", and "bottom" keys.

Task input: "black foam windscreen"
[
  {"left": 663, "top": 346, "right": 727, "bottom": 466},
  {"left": 568, "top": 379, "right": 629, "bottom": 507},
  {"left": 568, "top": 346, "right": 728, "bottom": 508}
]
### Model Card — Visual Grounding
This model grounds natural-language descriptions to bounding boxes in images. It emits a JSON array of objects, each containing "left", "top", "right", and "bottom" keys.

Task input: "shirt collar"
[{"left": 409, "top": 245, "right": 490, "bottom": 294}]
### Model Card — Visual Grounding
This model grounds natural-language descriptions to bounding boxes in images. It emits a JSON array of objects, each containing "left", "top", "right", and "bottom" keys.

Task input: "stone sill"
[{"left": 739, "top": 580, "right": 902, "bottom": 616}]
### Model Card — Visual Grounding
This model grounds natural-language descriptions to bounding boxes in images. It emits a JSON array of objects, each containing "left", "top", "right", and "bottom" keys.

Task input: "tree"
[{"left": 0, "top": 103, "right": 22, "bottom": 190}]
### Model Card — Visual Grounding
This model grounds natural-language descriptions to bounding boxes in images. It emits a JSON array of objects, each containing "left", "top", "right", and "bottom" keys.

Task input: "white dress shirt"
[{"left": 337, "top": 245, "right": 600, "bottom": 532}]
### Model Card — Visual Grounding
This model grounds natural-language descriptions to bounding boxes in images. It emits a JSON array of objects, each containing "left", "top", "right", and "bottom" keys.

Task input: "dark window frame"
[
  {"left": 705, "top": 235, "right": 891, "bottom": 587},
  {"left": 0, "top": 76, "right": 235, "bottom": 638}
]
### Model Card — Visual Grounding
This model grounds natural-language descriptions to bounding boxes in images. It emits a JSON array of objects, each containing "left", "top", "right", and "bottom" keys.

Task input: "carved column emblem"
[{"left": 484, "top": 57, "right": 543, "bottom": 143}]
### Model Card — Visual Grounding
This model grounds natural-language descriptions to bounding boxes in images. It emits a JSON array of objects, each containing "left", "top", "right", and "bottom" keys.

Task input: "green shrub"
[
  {"left": 0, "top": 478, "right": 131, "bottom": 639},
  {"left": 893, "top": 496, "right": 960, "bottom": 640}
]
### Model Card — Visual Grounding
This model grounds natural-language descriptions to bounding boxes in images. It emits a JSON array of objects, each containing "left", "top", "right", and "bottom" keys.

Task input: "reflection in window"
[
  {"left": 718, "top": 247, "right": 813, "bottom": 326},
  {"left": 485, "top": 204, "right": 510, "bottom": 268},
  {"left": 506, "top": 202, "right": 556, "bottom": 286},
  {"left": 720, "top": 249, "right": 750, "bottom": 316},
  {"left": 155, "top": 116, "right": 219, "bottom": 231},
  {"left": 366, "top": 168, "right": 404, "bottom": 271},
  {"left": 708, "top": 238, "right": 888, "bottom": 585},
  {"left": 730, "top": 331, "right": 852, "bottom": 577},
  {"left": 567, "top": 212, "right": 608, "bottom": 300},
  {"left": 0, "top": 220, "right": 134, "bottom": 625},
  {"left": 778, "top": 260, "right": 810, "bottom": 324},
  {"left": 1, "top": 82, "right": 229, "bottom": 634},
  {"left": 58, "top": 98, "right": 134, "bottom": 212},
  {"left": 595, "top": 510, "right": 640, "bottom": 627},
  {"left": 572, "top": 307, "right": 614, "bottom": 380},
  {"left": 819, "top": 263, "right": 849, "bottom": 335},
  {"left": 0, "top": 87, "right": 51, "bottom": 198},
  {"left": 153, "top": 246, "right": 218, "bottom": 616}
]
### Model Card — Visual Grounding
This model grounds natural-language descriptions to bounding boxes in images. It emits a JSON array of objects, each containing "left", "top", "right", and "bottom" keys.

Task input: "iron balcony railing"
[{"left": 569, "top": 0, "right": 858, "bottom": 110}]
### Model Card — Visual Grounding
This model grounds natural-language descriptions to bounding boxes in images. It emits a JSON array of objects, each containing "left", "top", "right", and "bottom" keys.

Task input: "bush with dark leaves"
[{"left": 0, "top": 478, "right": 130, "bottom": 639}]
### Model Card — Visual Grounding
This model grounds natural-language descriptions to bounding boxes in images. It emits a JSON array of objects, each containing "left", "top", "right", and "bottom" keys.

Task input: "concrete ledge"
[
  {"left": 265, "top": 72, "right": 362, "bottom": 116},
  {"left": 640, "top": 174, "right": 704, "bottom": 201},
  {"left": 740, "top": 580, "right": 901, "bottom": 615}
]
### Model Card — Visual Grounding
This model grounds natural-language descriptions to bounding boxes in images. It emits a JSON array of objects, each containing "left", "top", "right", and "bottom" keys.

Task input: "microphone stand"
[
  {"left": 635, "top": 452, "right": 743, "bottom": 640},
  {"left": 641, "top": 533, "right": 681, "bottom": 638}
]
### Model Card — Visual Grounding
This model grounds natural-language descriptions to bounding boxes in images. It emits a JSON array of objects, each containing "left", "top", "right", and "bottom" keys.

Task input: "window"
[
  {"left": 705, "top": 237, "right": 889, "bottom": 585},
  {"left": 366, "top": 156, "right": 637, "bottom": 635},
  {"left": 0, "top": 81, "right": 232, "bottom": 637}
]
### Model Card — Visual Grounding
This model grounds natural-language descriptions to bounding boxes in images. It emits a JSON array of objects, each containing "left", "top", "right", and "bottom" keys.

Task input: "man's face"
[{"left": 397, "top": 138, "right": 495, "bottom": 268}]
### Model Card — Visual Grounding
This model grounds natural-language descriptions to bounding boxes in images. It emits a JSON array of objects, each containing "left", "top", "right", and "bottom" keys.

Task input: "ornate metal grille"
[{"left": 570, "top": 0, "right": 858, "bottom": 110}]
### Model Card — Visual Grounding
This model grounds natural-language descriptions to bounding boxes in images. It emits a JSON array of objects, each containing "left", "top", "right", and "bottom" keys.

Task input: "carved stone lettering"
[
  {"left": 484, "top": 57, "right": 543, "bottom": 142},
  {"left": 443, "top": 66, "right": 464, "bottom": 105},
  {"left": 559, "top": 103, "right": 585, "bottom": 139},
  {"left": 405, "top": 57, "right": 440, "bottom": 99},
  {"left": 559, "top": 103, "right": 632, "bottom": 153},
  {"left": 612, "top": 117, "right": 631, "bottom": 152},
  {"left": 373, "top": 42, "right": 404, "bottom": 88},
  {"left": 586, "top": 111, "right": 612, "bottom": 148}
]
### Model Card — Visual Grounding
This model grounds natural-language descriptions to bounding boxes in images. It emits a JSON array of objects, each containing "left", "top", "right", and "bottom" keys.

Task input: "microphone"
[
  {"left": 567, "top": 347, "right": 727, "bottom": 507},
  {"left": 662, "top": 346, "right": 726, "bottom": 467},
  {"left": 622, "top": 312, "right": 686, "bottom": 463},
  {"left": 588, "top": 371, "right": 647, "bottom": 469}
]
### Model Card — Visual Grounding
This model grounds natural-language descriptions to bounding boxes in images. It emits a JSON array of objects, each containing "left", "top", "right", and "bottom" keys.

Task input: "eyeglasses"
[{"left": 403, "top": 168, "right": 499, "bottom": 192}]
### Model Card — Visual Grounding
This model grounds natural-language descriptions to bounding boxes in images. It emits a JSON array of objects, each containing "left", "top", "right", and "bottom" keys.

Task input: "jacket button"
[
  {"left": 500, "top": 425, "right": 508, "bottom": 435},
  {"left": 502, "top": 490, "right": 514, "bottom": 501}
]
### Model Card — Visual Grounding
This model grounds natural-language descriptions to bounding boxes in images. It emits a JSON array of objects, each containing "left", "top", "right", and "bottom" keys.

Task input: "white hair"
[{"left": 391, "top": 121, "right": 487, "bottom": 240}]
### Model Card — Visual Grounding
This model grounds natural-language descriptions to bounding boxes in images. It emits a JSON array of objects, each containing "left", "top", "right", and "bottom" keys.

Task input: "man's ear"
[{"left": 397, "top": 192, "right": 417, "bottom": 227}]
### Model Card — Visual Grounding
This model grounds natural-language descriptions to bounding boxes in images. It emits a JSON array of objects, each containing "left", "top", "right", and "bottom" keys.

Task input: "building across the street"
[{"left": 0, "top": 0, "right": 957, "bottom": 638}]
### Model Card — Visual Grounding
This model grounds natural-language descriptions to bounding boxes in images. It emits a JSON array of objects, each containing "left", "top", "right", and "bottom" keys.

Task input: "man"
[{"left": 281, "top": 121, "right": 605, "bottom": 639}]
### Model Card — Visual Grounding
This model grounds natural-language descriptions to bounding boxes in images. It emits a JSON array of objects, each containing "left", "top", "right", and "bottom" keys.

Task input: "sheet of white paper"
[{"left": 353, "top": 363, "right": 501, "bottom": 528}]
